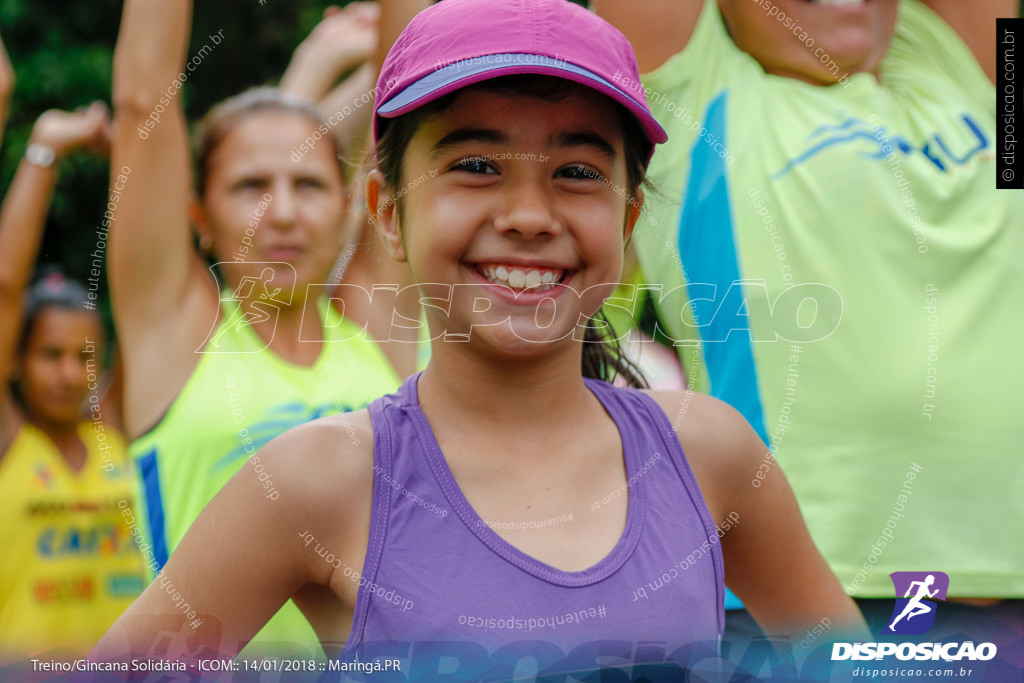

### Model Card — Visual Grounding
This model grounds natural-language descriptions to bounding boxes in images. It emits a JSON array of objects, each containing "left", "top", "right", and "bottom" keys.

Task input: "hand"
[
  {"left": 281, "top": 2, "right": 379, "bottom": 99},
  {"left": 30, "top": 102, "right": 113, "bottom": 161},
  {"left": 306, "top": 3, "right": 379, "bottom": 70}
]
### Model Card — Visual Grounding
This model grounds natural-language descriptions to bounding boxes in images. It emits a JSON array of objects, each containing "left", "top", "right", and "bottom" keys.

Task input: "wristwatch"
[{"left": 25, "top": 143, "right": 56, "bottom": 168}]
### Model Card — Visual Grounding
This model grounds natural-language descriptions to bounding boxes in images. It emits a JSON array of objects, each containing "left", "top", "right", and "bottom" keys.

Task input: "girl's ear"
[
  {"left": 366, "top": 169, "right": 407, "bottom": 263},
  {"left": 624, "top": 186, "right": 645, "bottom": 240}
]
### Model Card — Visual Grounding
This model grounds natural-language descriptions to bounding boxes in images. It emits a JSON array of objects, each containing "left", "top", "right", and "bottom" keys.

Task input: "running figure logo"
[
  {"left": 884, "top": 571, "right": 949, "bottom": 634},
  {"left": 199, "top": 263, "right": 295, "bottom": 353}
]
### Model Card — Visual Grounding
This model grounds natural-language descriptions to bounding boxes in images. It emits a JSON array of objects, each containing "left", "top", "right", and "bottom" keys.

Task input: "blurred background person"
[
  {"left": 595, "top": 0, "right": 1023, "bottom": 661},
  {"left": 280, "top": 2, "right": 423, "bottom": 378},
  {"left": 108, "top": 0, "right": 402, "bottom": 656},
  {"left": 0, "top": 100, "right": 144, "bottom": 657}
]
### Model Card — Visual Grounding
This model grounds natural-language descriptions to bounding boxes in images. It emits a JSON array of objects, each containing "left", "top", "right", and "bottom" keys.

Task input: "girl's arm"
[
  {"left": 0, "top": 104, "right": 113, "bottom": 451},
  {"left": 110, "top": 0, "right": 219, "bottom": 437},
  {"left": 590, "top": 0, "right": 704, "bottom": 74},
  {"left": 919, "top": 0, "right": 1017, "bottom": 84},
  {"left": 649, "top": 390, "right": 869, "bottom": 640},
  {"left": 92, "top": 413, "right": 374, "bottom": 660}
]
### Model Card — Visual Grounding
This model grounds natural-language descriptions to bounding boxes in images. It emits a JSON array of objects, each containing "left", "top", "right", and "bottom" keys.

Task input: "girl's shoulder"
[
  {"left": 253, "top": 409, "right": 376, "bottom": 546},
  {"left": 277, "top": 408, "right": 376, "bottom": 483},
  {"left": 640, "top": 388, "right": 754, "bottom": 450},
  {"left": 641, "top": 388, "right": 767, "bottom": 523}
]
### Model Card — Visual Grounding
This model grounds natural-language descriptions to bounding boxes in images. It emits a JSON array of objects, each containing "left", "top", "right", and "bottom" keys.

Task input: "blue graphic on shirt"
[
  {"left": 210, "top": 400, "right": 356, "bottom": 474},
  {"left": 773, "top": 113, "right": 989, "bottom": 179}
]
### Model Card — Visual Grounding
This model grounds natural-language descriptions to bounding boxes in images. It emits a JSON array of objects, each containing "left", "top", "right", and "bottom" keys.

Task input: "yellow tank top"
[{"left": 0, "top": 421, "right": 144, "bottom": 656}]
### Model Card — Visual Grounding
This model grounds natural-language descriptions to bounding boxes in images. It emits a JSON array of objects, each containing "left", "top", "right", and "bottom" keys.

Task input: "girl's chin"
[{"left": 451, "top": 325, "right": 583, "bottom": 357}]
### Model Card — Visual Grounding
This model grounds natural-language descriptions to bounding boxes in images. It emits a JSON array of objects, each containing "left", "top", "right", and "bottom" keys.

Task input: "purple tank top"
[{"left": 343, "top": 372, "right": 725, "bottom": 679}]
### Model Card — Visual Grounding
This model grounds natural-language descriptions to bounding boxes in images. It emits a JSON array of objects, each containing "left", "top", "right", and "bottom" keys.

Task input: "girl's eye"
[
  {"left": 297, "top": 177, "right": 324, "bottom": 189},
  {"left": 558, "top": 165, "right": 605, "bottom": 182},
  {"left": 452, "top": 157, "right": 497, "bottom": 175},
  {"left": 236, "top": 179, "right": 264, "bottom": 191}
]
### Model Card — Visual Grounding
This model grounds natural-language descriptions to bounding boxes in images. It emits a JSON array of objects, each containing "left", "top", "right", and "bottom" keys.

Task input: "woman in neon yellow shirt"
[{"left": 108, "top": 0, "right": 406, "bottom": 656}]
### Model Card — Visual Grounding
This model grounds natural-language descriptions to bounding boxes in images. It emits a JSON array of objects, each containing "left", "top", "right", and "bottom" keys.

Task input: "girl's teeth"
[
  {"left": 811, "top": 0, "right": 865, "bottom": 6},
  {"left": 479, "top": 264, "right": 564, "bottom": 291}
]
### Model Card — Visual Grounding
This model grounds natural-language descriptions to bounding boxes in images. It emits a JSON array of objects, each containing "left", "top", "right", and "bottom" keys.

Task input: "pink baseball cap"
[{"left": 374, "top": 0, "right": 668, "bottom": 159}]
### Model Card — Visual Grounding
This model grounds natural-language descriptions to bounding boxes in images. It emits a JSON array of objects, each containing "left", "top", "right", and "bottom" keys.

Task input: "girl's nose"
[{"left": 493, "top": 176, "right": 562, "bottom": 239}]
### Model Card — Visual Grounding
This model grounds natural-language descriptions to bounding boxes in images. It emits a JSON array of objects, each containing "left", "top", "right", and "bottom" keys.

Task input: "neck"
[
  {"left": 235, "top": 289, "right": 324, "bottom": 362},
  {"left": 31, "top": 415, "right": 85, "bottom": 463},
  {"left": 418, "top": 336, "right": 596, "bottom": 439}
]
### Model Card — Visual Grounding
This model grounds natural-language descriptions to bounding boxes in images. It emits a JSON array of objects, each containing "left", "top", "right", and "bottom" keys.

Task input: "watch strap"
[{"left": 25, "top": 143, "right": 56, "bottom": 168}]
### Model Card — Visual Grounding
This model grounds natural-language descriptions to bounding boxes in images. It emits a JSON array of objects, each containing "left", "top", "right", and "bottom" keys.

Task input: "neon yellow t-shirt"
[
  {"left": 0, "top": 422, "right": 144, "bottom": 656},
  {"left": 129, "top": 293, "right": 400, "bottom": 655},
  {"left": 636, "top": 0, "right": 1023, "bottom": 597}
]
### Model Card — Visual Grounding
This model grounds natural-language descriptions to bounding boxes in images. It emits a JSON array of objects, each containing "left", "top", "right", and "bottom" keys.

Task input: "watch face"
[{"left": 27, "top": 143, "right": 56, "bottom": 167}]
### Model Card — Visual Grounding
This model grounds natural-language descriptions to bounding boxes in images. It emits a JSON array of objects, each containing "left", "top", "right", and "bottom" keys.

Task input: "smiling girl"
[{"left": 94, "top": 0, "right": 866, "bottom": 676}]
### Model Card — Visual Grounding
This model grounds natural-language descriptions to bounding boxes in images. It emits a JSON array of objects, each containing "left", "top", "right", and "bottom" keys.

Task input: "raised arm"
[
  {"left": 92, "top": 413, "right": 374, "bottom": 661},
  {"left": 280, "top": 3, "right": 379, "bottom": 164},
  {"left": 0, "top": 33, "right": 13, "bottom": 143},
  {"left": 316, "top": 64, "right": 377, "bottom": 164},
  {"left": 591, "top": 0, "right": 704, "bottom": 74},
  {"left": 920, "top": 0, "right": 1018, "bottom": 83},
  {"left": 110, "top": 0, "right": 219, "bottom": 436},
  {"left": 280, "top": 3, "right": 378, "bottom": 104},
  {"left": 375, "top": 0, "right": 432, "bottom": 74},
  {"left": 0, "top": 104, "right": 112, "bottom": 450}
]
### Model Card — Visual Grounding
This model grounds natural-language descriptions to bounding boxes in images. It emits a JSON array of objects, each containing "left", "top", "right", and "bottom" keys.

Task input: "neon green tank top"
[
  {"left": 637, "top": 0, "right": 1024, "bottom": 598},
  {"left": 129, "top": 292, "right": 400, "bottom": 655}
]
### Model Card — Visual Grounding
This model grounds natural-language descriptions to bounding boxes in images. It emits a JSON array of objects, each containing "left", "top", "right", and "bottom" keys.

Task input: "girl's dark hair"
[
  {"left": 193, "top": 87, "right": 347, "bottom": 198},
  {"left": 373, "top": 75, "right": 650, "bottom": 388},
  {"left": 11, "top": 270, "right": 98, "bottom": 409},
  {"left": 18, "top": 270, "right": 94, "bottom": 353}
]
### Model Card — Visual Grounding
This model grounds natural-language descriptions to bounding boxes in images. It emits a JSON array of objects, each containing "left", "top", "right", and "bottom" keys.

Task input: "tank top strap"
[
  {"left": 350, "top": 372, "right": 421, "bottom": 646},
  {"left": 583, "top": 379, "right": 726, "bottom": 627},
  {"left": 584, "top": 379, "right": 704, "bottom": 496}
]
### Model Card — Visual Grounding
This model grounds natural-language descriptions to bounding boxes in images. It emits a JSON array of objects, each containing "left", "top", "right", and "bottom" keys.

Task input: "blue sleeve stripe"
[
  {"left": 138, "top": 447, "right": 170, "bottom": 570},
  {"left": 677, "top": 91, "right": 763, "bottom": 613},
  {"left": 677, "top": 91, "right": 768, "bottom": 444}
]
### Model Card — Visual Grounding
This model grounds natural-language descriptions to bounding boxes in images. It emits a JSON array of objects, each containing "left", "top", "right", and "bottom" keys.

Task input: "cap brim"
[{"left": 378, "top": 53, "right": 668, "bottom": 148}]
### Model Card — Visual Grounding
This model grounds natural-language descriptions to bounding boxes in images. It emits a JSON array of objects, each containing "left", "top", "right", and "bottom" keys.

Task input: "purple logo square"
[{"left": 884, "top": 571, "right": 949, "bottom": 635}]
